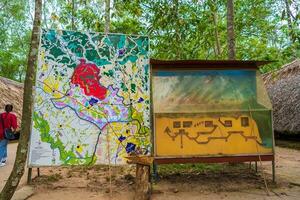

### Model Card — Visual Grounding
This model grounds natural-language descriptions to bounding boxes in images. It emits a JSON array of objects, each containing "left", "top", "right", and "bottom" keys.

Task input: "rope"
[
  {"left": 106, "top": 127, "right": 113, "bottom": 199},
  {"left": 248, "top": 106, "right": 270, "bottom": 196}
]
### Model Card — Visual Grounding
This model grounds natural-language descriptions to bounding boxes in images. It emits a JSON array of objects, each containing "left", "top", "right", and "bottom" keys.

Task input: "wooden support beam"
[
  {"left": 154, "top": 155, "right": 274, "bottom": 164},
  {"left": 135, "top": 164, "right": 151, "bottom": 200},
  {"left": 27, "top": 168, "right": 32, "bottom": 184}
]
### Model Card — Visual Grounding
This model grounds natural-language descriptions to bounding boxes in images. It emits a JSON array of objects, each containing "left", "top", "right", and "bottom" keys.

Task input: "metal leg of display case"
[
  {"left": 152, "top": 163, "right": 159, "bottom": 182},
  {"left": 272, "top": 160, "right": 276, "bottom": 183},
  {"left": 255, "top": 161, "right": 258, "bottom": 173}
]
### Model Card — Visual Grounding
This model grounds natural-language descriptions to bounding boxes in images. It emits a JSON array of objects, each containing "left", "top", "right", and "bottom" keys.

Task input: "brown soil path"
[
  {"left": 1, "top": 145, "right": 300, "bottom": 199},
  {"left": 263, "top": 147, "right": 300, "bottom": 185},
  {"left": 0, "top": 143, "right": 34, "bottom": 191}
]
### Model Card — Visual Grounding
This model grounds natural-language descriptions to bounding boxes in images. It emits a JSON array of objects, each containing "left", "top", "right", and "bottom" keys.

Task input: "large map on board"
[{"left": 28, "top": 29, "right": 150, "bottom": 166}]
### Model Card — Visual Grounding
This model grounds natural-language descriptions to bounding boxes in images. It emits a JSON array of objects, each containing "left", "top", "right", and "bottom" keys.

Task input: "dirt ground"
[
  {"left": 0, "top": 143, "right": 31, "bottom": 191},
  {"left": 22, "top": 146, "right": 300, "bottom": 200}
]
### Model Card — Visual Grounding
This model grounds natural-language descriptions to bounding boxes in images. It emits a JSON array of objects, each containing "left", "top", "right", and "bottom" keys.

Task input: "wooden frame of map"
[{"left": 28, "top": 29, "right": 151, "bottom": 166}]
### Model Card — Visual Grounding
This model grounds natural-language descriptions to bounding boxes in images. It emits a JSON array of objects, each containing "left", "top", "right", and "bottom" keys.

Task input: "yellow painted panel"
[{"left": 155, "top": 115, "right": 272, "bottom": 157}]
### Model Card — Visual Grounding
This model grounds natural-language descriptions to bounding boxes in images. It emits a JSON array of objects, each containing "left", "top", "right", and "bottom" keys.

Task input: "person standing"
[{"left": 0, "top": 104, "right": 18, "bottom": 167}]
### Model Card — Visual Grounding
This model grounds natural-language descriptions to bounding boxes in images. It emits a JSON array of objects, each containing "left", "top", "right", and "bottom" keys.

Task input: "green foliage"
[
  {"left": 158, "top": 163, "right": 224, "bottom": 175},
  {"left": 157, "top": 163, "right": 257, "bottom": 177},
  {"left": 0, "top": 0, "right": 31, "bottom": 81},
  {"left": 0, "top": 0, "right": 299, "bottom": 82}
]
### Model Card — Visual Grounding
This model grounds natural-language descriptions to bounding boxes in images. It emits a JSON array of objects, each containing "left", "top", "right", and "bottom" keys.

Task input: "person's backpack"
[{"left": 1, "top": 113, "right": 19, "bottom": 140}]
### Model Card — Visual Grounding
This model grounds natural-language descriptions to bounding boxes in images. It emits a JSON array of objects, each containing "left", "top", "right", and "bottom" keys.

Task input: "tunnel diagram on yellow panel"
[{"left": 155, "top": 115, "right": 272, "bottom": 156}]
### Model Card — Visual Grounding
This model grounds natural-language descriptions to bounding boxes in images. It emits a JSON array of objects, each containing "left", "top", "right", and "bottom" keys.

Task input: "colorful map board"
[{"left": 28, "top": 29, "right": 150, "bottom": 166}]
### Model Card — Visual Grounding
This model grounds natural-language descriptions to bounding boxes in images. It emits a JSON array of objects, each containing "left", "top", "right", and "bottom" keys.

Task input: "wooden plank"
[
  {"left": 154, "top": 155, "right": 274, "bottom": 164},
  {"left": 150, "top": 59, "right": 272, "bottom": 70},
  {"left": 126, "top": 156, "right": 154, "bottom": 166}
]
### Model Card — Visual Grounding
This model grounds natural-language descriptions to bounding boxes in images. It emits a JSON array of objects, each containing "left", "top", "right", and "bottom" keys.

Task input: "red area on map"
[{"left": 71, "top": 59, "right": 107, "bottom": 100}]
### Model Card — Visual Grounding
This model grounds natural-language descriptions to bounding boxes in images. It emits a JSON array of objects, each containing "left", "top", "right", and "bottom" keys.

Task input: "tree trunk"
[
  {"left": 173, "top": 0, "right": 181, "bottom": 58},
  {"left": 71, "top": 0, "right": 75, "bottom": 30},
  {"left": 105, "top": 0, "right": 110, "bottom": 34},
  {"left": 43, "top": 0, "right": 48, "bottom": 29},
  {"left": 213, "top": 12, "right": 221, "bottom": 57},
  {"left": 284, "top": 0, "right": 295, "bottom": 42},
  {"left": 227, "top": 0, "right": 235, "bottom": 60},
  {"left": 212, "top": 0, "right": 221, "bottom": 57},
  {"left": 284, "top": 0, "right": 293, "bottom": 37},
  {"left": 134, "top": 164, "right": 150, "bottom": 200},
  {"left": 0, "top": 0, "right": 42, "bottom": 199}
]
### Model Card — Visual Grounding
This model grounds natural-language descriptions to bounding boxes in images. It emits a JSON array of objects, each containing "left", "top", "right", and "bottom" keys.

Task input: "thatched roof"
[
  {"left": 263, "top": 59, "right": 300, "bottom": 85},
  {"left": 0, "top": 77, "right": 23, "bottom": 125},
  {"left": 262, "top": 59, "right": 300, "bottom": 134}
]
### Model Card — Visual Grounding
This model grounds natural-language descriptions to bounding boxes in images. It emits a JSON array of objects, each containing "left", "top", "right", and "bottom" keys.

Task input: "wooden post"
[
  {"left": 37, "top": 168, "right": 40, "bottom": 177},
  {"left": 27, "top": 168, "right": 32, "bottom": 184},
  {"left": 135, "top": 164, "right": 151, "bottom": 200}
]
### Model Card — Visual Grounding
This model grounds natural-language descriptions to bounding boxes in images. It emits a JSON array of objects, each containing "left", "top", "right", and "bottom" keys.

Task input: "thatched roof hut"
[
  {"left": 0, "top": 76, "right": 23, "bottom": 125},
  {"left": 263, "top": 59, "right": 300, "bottom": 134}
]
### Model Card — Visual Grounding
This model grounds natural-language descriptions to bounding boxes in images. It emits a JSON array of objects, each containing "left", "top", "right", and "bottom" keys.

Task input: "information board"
[{"left": 29, "top": 29, "right": 150, "bottom": 166}]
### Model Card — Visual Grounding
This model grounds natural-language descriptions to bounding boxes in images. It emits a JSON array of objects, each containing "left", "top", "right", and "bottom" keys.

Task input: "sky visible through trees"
[{"left": 0, "top": 0, "right": 299, "bottom": 82}]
